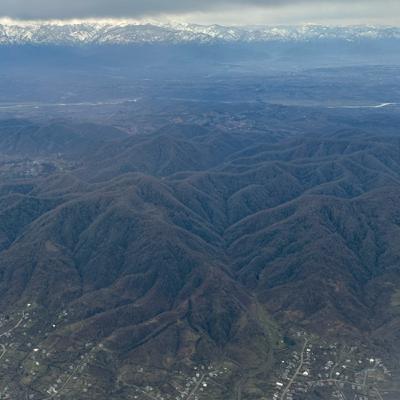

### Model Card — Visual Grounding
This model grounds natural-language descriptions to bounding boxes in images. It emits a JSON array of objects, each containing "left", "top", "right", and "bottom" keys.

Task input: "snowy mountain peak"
[{"left": 0, "top": 20, "right": 399, "bottom": 45}]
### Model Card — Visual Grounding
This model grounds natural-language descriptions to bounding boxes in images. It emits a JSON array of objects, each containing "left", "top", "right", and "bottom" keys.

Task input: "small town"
[
  {"left": 0, "top": 306, "right": 398, "bottom": 400},
  {"left": 270, "top": 332, "right": 395, "bottom": 400}
]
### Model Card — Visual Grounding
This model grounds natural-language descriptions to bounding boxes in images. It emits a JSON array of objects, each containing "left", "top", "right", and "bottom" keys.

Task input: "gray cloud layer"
[
  {"left": 0, "top": 0, "right": 317, "bottom": 19},
  {"left": 0, "top": 0, "right": 399, "bottom": 24}
]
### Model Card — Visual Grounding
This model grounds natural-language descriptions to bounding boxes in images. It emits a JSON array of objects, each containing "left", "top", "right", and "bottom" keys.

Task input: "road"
[
  {"left": 374, "top": 387, "right": 384, "bottom": 400},
  {"left": 311, "top": 377, "right": 387, "bottom": 400},
  {"left": 131, "top": 385, "right": 159, "bottom": 400},
  {"left": 0, "top": 312, "right": 26, "bottom": 339},
  {"left": 280, "top": 338, "right": 309, "bottom": 400},
  {"left": 42, "top": 353, "right": 91, "bottom": 400},
  {"left": 186, "top": 373, "right": 207, "bottom": 400},
  {"left": 0, "top": 344, "right": 6, "bottom": 361}
]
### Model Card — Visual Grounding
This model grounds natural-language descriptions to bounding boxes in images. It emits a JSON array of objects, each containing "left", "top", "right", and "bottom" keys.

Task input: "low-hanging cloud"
[
  {"left": 0, "top": 0, "right": 399, "bottom": 24},
  {"left": 0, "top": 0, "right": 325, "bottom": 19}
]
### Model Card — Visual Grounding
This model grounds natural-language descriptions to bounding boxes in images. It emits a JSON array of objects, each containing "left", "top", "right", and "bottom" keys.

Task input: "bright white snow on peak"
[{"left": 0, "top": 19, "right": 399, "bottom": 45}]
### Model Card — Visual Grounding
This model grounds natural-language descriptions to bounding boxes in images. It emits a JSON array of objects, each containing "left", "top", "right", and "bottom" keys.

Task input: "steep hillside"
[{"left": 0, "top": 115, "right": 400, "bottom": 399}]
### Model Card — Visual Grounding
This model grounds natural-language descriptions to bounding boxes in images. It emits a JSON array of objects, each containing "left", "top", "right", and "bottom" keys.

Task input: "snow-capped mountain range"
[{"left": 0, "top": 19, "right": 399, "bottom": 45}]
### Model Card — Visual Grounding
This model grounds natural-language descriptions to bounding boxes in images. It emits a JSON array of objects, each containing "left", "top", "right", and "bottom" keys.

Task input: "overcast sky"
[{"left": 1, "top": 0, "right": 400, "bottom": 25}]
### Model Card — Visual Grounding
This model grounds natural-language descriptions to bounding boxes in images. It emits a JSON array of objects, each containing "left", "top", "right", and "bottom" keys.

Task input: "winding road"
[
  {"left": 280, "top": 338, "right": 309, "bottom": 400},
  {"left": 0, "top": 312, "right": 26, "bottom": 339}
]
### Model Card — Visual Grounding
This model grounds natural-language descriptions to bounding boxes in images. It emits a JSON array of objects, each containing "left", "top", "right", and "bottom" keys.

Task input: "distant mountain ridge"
[{"left": 1, "top": 20, "right": 400, "bottom": 45}]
